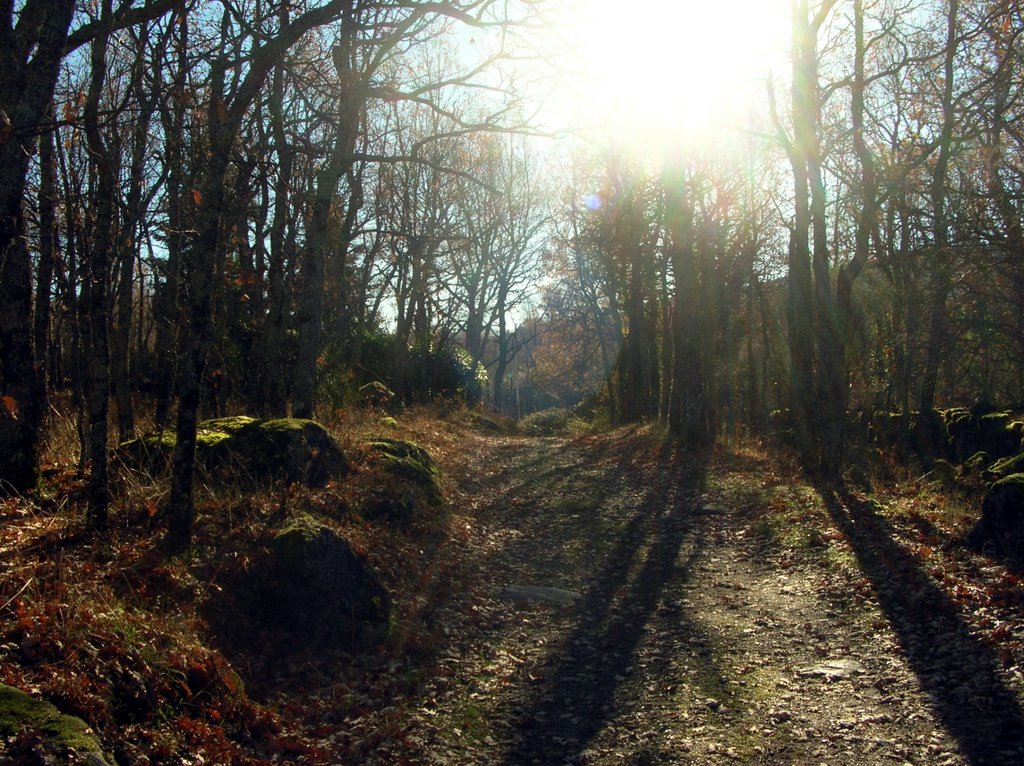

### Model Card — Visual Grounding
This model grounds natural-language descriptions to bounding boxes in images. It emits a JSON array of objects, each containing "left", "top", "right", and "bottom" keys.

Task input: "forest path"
[{"left": 357, "top": 428, "right": 1024, "bottom": 765}]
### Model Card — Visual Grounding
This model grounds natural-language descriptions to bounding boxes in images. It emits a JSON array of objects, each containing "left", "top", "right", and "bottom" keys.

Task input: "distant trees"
[
  {"left": 531, "top": 0, "right": 1024, "bottom": 478},
  {"left": 1, "top": 0, "right": 175, "bottom": 493},
  {"left": 1, "top": 0, "right": 546, "bottom": 544},
  {"left": 5, "top": 0, "right": 1024, "bottom": 526}
]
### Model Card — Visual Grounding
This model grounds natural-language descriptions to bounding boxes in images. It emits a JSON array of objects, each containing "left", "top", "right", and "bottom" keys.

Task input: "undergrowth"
[
  {"left": 3, "top": 409, "right": 1023, "bottom": 762},
  {"left": 0, "top": 402, "right": 480, "bottom": 764}
]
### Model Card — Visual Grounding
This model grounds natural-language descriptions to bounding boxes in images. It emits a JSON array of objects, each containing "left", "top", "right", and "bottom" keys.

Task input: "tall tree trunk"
[
  {"left": 664, "top": 174, "right": 708, "bottom": 445},
  {"left": 293, "top": 40, "right": 362, "bottom": 418},
  {"left": 262, "top": 57, "right": 292, "bottom": 417},
  {"left": 0, "top": 0, "right": 76, "bottom": 493},
  {"left": 33, "top": 109, "right": 58, "bottom": 427},
  {"left": 153, "top": 8, "right": 189, "bottom": 429},
  {"left": 81, "top": 0, "right": 114, "bottom": 531},
  {"left": 918, "top": 0, "right": 959, "bottom": 413},
  {"left": 114, "top": 28, "right": 158, "bottom": 441}
]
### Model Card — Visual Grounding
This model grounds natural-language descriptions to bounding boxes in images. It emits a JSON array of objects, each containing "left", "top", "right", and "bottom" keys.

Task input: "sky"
[{"left": 533, "top": 0, "right": 793, "bottom": 157}]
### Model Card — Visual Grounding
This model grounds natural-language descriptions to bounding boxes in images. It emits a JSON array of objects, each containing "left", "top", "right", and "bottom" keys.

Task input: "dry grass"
[{"left": 0, "top": 400, "right": 490, "bottom": 763}]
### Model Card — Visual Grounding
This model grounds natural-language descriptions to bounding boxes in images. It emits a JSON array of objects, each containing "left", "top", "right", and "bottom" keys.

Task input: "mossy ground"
[{"left": 0, "top": 684, "right": 107, "bottom": 754}]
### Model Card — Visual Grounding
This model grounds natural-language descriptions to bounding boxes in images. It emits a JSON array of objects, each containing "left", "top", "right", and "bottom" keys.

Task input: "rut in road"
[{"left": 393, "top": 429, "right": 1024, "bottom": 766}]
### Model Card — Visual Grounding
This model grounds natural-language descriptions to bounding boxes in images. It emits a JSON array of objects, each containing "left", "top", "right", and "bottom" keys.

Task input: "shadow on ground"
[
  {"left": 491, "top": 436, "right": 712, "bottom": 765},
  {"left": 820, "top": 485, "right": 1024, "bottom": 766}
]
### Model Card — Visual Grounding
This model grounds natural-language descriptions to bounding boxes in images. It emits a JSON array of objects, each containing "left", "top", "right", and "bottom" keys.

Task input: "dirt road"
[{"left": 359, "top": 428, "right": 1024, "bottom": 765}]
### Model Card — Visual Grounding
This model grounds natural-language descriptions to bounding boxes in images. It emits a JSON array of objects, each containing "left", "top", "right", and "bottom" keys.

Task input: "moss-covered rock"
[
  {"left": 117, "top": 417, "right": 250, "bottom": 471},
  {"left": 258, "top": 515, "right": 390, "bottom": 649},
  {"left": 366, "top": 438, "right": 441, "bottom": 503},
  {"left": 199, "top": 415, "right": 257, "bottom": 434},
  {"left": 987, "top": 452, "right": 1024, "bottom": 482},
  {"left": 978, "top": 413, "right": 1019, "bottom": 459},
  {"left": 962, "top": 451, "right": 991, "bottom": 481},
  {"left": 1011, "top": 420, "right": 1024, "bottom": 452},
  {"left": 0, "top": 684, "right": 113, "bottom": 764},
  {"left": 117, "top": 429, "right": 178, "bottom": 471},
  {"left": 230, "top": 418, "right": 348, "bottom": 487},
  {"left": 360, "top": 381, "right": 394, "bottom": 408},
  {"left": 946, "top": 410, "right": 980, "bottom": 463},
  {"left": 968, "top": 473, "right": 1024, "bottom": 558},
  {"left": 117, "top": 417, "right": 348, "bottom": 488}
]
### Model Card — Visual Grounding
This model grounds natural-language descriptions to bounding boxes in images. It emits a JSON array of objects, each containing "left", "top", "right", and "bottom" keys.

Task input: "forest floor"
[
  {"left": 328, "top": 425, "right": 1024, "bottom": 766},
  {"left": 4, "top": 418, "right": 1024, "bottom": 765}
]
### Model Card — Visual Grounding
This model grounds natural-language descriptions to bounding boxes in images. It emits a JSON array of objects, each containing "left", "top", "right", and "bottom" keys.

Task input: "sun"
[{"left": 551, "top": 0, "right": 791, "bottom": 154}]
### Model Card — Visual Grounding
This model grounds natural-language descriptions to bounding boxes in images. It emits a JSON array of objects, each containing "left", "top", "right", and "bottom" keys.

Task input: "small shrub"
[{"left": 520, "top": 408, "right": 569, "bottom": 436}]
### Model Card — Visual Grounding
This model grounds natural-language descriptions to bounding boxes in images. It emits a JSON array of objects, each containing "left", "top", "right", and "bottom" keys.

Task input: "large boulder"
[
  {"left": 968, "top": 474, "right": 1024, "bottom": 557},
  {"left": 985, "top": 452, "right": 1024, "bottom": 482},
  {"left": 229, "top": 418, "right": 348, "bottom": 486},
  {"left": 117, "top": 416, "right": 258, "bottom": 472},
  {"left": 365, "top": 438, "right": 441, "bottom": 502},
  {"left": 257, "top": 516, "right": 390, "bottom": 649},
  {"left": 117, "top": 417, "right": 347, "bottom": 487},
  {"left": 0, "top": 684, "right": 113, "bottom": 765},
  {"left": 946, "top": 409, "right": 980, "bottom": 463},
  {"left": 977, "top": 413, "right": 1019, "bottom": 459}
]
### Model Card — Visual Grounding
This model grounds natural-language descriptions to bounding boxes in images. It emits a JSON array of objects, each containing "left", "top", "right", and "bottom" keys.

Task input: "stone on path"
[
  {"left": 798, "top": 658, "right": 866, "bottom": 680},
  {"left": 498, "top": 584, "right": 581, "bottom": 605}
]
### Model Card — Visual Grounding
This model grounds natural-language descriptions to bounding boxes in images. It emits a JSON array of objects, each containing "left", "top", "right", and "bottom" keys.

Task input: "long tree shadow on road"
[
  {"left": 496, "top": 440, "right": 712, "bottom": 765},
  {"left": 820, "top": 486, "right": 1024, "bottom": 766}
]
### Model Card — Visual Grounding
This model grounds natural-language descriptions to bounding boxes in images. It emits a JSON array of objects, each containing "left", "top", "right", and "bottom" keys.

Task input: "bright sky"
[{"left": 543, "top": 0, "right": 792, "bottom": 155}]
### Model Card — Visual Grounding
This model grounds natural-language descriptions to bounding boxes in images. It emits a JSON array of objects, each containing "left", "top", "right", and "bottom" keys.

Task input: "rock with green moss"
[
  {"left": 378, "top": 416, "right": 399, "bottom": 429},
  {"left": 198, "top": 415, "right": 257, "bottom": 434},
  {"left": 987, "top": 453, "right": 1024, "bottom": 482},
  {"left": 0, "top": 684, "right": 113, "bottom": 764},
  {"left": 978, "top": 413, "right": 1019, "bottom": 459},
  {"left": 117, "top": 417, "right": 252, "bottom": 471},
  {"left": 962, "top": 451, "right": 991, "bottom": 481},
  {"left": 117, "top": 416, "right": 347, "bottom": 487},
  {"left": 968, "top": 473, "right": 1024, "bottom": 557},
  {"left": 259, "top": 515, "right": 390, "bottom": 649},
  {"left": 946, "top": 410, "right": 980, "bottom": 463},
  {"left": 366, "top": 438, "right": 441, "bottom": 503},
  {"left": 230, "top": 418, "right": 348, "bottom": 487},
  {"left": 116, "top": 429, "right": 178, "bottom": 471}
]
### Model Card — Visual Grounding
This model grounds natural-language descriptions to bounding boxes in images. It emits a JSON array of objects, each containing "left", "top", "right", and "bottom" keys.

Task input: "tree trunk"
[
  {"left": 293, "top": 59, "right": 361, "bottom": 418},
  {"left": 114, "top": 31, "right": 158, "bottom": 441},
  {"left": 0, "top": 0, "right": 77, "bottom": 493},
  {"left": 33, "top": 110, "right": 58, "bottom": 428},
  {"left": 918, "top": 0, "right": 959, "bottom": 413},
  {"left": 81, "top": 0, "right": 114, "bottom": 531},
  {"left": 664, "top": 175, "right": 708, "bottom": 445}
]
